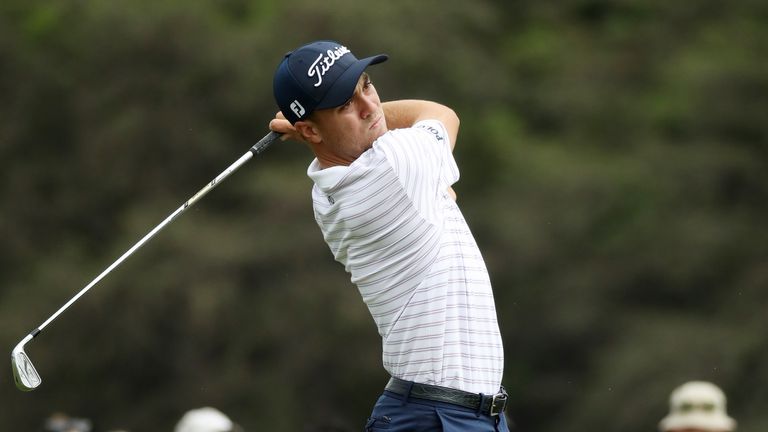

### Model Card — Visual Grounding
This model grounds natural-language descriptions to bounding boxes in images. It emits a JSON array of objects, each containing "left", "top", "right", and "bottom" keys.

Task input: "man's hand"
[{"left": 268, "top": 111, "right": 304, "bottom": 143}]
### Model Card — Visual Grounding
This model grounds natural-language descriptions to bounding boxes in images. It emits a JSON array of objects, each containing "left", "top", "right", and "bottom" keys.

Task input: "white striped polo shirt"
[{"left": 307, "top": 119, "right": 504, "bottom": 394}]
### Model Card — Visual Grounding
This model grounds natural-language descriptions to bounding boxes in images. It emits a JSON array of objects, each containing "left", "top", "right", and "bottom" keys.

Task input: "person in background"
[
  {"left": 174, "top": 407, "right": 242, "bottom": 432},
  {"left": 659, "top": 381, "right": 736, "bottom": 432},
  {"left": 44, "top": 412, "right": 92, "bottom": 432}
]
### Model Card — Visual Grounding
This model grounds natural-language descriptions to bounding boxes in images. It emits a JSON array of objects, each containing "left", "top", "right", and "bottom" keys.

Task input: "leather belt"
[{"left": 385, "top": 377, "right": 508, "bottom": 416}]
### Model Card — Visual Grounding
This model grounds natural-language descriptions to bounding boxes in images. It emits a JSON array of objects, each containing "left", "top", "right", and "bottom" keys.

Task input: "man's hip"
[{"left": 365, "top": 378, "right": 511, "bottom": 432}]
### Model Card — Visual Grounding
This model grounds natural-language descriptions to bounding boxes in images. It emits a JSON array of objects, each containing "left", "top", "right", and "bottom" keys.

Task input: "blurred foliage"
[{"left": 1, "top": 0, "right": 766, "bottom": 430}]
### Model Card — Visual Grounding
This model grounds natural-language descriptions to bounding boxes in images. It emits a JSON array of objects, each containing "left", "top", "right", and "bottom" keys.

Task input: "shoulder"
[
  {"left": 412, "top": 119, "right": 450, "bottom": 146},
  {"left": 375, "top": 120, "right": 449, "bottom": 149}
]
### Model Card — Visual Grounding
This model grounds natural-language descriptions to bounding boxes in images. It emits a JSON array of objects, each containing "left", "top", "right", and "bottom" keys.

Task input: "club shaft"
[{"left": 33, "top": 131, "right": 281, "bottom": 336}]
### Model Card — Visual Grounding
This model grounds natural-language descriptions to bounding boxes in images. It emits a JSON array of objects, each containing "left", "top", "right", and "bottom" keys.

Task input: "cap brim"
[{"left": 316, "top": 54, "right": 388, "bottom": 110}]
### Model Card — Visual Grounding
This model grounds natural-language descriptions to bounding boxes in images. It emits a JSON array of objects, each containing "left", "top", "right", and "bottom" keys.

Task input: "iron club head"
[{"left": 11, "top": 334, "right": 42, "bottom": 391}]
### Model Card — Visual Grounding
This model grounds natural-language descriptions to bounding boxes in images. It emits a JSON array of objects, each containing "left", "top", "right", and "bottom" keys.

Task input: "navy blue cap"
[{"left": 273, "top": 40, "right": 388, "bottom": 124}]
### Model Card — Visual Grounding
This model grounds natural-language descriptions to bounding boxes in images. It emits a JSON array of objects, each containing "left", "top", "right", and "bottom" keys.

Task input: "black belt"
[{"left": 385, "top": 377, "right": 508, "bottom": 416}]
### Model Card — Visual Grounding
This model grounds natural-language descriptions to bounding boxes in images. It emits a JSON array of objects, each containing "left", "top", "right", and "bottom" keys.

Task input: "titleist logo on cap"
[{"left": 308, "top": 46, "right": 351, "bottom": 88}]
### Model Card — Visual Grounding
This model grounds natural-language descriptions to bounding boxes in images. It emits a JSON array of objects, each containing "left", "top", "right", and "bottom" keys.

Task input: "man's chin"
[{"left": 371, "top": 121, "right": 388, "bottom": 139}]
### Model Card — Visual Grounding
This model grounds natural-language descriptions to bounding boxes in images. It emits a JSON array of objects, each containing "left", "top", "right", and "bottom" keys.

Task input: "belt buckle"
[{"left": 489, "top": 390, "right": 508, "bottom": 416}]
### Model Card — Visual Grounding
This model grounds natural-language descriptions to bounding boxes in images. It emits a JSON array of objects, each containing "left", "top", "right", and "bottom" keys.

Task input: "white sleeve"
[
  {"left": 413, "top": 119, "right": 459, "bottom": 186},
  {"left": 372, "top": 119, "right": 460, "bottom": 222}
]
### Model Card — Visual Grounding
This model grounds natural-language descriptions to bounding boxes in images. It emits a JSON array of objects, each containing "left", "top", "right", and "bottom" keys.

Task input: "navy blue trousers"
[{"left": 365, "top": 391, "right": 511, "bottom": 431}]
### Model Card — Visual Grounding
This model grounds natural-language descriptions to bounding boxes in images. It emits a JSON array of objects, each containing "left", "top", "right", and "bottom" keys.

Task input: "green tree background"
[{"left": 1, "top": 0, "right": 766, "bottom": 430}]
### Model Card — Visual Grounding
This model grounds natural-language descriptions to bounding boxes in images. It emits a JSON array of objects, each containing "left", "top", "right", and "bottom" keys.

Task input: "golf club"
[{"left": 11, "top": 130, "right": 282, "bottom": 391}]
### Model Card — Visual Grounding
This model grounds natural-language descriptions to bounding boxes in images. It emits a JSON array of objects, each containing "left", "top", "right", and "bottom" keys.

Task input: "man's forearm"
[
  {"left": 383, "top": 99, "right": 455, "bottom": 127},
  {"left": 382, "top": 100, "right": 460, "bottom": 149},
  {"left": 383, "top": 100, "right": 434, "bottom": 129}
]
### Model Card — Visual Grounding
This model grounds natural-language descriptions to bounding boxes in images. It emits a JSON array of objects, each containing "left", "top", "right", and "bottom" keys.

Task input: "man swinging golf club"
[{"left": 269, "top": 40, "right": 509, "bottom": 431}]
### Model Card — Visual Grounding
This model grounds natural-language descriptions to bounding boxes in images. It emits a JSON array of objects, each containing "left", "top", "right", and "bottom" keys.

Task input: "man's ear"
[{"left": 294, "top": 120, "right": 322, "bottom": 144}]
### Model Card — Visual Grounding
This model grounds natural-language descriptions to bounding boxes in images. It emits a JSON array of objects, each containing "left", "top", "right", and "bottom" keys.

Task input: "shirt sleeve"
[
  {"left": 372, "top": 119, "right": 460, "bottom": 223},
  {"left": 413, "top": 119, "right": 459, "bottom": 186}
]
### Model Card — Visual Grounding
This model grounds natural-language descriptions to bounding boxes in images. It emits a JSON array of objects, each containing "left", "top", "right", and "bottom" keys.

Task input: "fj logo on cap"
[
  {"left": 308, "top": 46, "right": 351, "bottom": 87},
  {"left": 290, "top": 100, "right": 306, "bottom": 118}
]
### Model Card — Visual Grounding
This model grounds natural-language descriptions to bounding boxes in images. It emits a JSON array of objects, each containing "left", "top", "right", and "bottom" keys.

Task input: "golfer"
[{"left": 269, "top": 40, "right": 509, "bottom": 431}]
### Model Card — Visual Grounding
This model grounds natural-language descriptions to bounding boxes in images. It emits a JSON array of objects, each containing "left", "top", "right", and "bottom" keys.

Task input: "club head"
[{"left": 11, "top": 337, "right": 42, "bottom": 391}]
